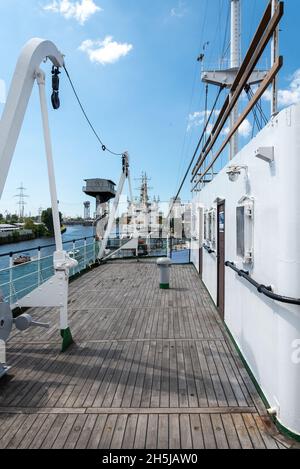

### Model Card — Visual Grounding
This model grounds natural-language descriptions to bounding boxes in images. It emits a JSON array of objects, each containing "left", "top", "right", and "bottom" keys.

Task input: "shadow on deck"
[{"left": 0, "top": 260, "right": 297, "bottom": 449}]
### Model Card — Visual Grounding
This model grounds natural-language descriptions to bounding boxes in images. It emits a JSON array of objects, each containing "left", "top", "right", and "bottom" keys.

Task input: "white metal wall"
[{"left": 191, "top": 103, "right": 300, "bottom": 436}]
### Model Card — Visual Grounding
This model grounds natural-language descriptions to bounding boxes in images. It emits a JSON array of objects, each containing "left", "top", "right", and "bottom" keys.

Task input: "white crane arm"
[{"left": 0, "top": 38, "right": 64, "bottom": 198}]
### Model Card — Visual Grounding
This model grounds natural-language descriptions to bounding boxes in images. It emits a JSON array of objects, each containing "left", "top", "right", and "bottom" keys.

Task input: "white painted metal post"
[
  {"left": 127, "top": 170, "right": 134, "bottom": 205},
  {"left": 37, "top": 248, "right": 41, "bottom": 286},
  {"left": 98, "top": 171, "right": 126, "bottom": 259},
  {"left": 271, "top": 0, "right": 279, "bottom": 116},
  {"left": 84, "top": 238, "right": 87, "bottom": 268},
  {"left": 98, "top": 155, "right": 129, "bottom": 260},
  {"left": 72, "top": 240, "right": 76, "bottom": 276},
  {"left": 230, "top": 0, "right": 241, "bottom": 160},
  {"left": 230, "top": 0, "right": 241, "bottom": 68},
  {"left": 0, "top": 39, "right": 64, "bottom": 200},
  {"left": 60, "top": 303, "right": 68, "bottom": 331},
  {"left": 9, "top": 254, "right": 13, "bottom": 304},
  {"left": 93, "top": 237, "right": 96, "bottom": 263},
  {"left": 0, "top": 39, "right": 77, "bottom": 352},
  {"left": 36, "top": 68, "right": 71, "bottom": 337},
  {"left": 36, "top": 69, "right": 63, "bottom": 253},
  {"left": 127, "top": 170, "right": 137, "bottom": 237}
]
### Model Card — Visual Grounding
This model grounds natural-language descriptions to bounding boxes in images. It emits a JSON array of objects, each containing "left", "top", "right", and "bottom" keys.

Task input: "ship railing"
[
  {"left": 103, "top": 237, "right": 191, "bottom": 264},
  {"left": 0, "top": 236, "right": 191, "bottom": 306},
  {"left": 0, "top": 238, "right": 98, "bottom": 307}
]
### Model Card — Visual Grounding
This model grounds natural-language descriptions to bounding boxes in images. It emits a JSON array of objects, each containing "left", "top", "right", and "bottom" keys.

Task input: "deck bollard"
[{"left": 157, "top": 257, "right": 172, "bottom": 290}]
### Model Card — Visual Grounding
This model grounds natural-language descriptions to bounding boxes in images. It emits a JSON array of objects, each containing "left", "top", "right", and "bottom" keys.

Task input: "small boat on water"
[
  {"left": 68, "top": 249, "right": 80, "bottom": 258},
  {"left": 13, "top": 255, "right": 31, "bottom": 266},
  {"left": 68, "top": 249, "right": 84, "bottom": 260}
]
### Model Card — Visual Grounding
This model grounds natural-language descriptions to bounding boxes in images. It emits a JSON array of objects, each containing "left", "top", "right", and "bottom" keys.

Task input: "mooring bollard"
[{"left": 157, "top": 257, "right": 172, "bottom": 290}]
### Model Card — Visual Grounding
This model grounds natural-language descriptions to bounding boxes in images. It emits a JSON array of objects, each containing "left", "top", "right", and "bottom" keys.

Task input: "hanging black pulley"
[
  {"left": 122, "top": 154, "right": 129, "bottom": 177},
  {"left": 51, "top": 66, "right": 61, "bottom": 110}
]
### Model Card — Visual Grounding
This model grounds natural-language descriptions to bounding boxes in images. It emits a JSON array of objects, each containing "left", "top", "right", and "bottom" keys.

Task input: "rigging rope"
[
  {"left": 63, "top": 65, "right": 124, "bottom": 157},
  {"left": 203, "top": 84, "right": 209, "bottom": 148},
  {"left": 173, "top": 0, "right": 209, "bottom": 196},
  {"left": 244, "top": 85, "right": 268, "bottom": 133},
  {"left": 167, "top": 85, "right": 224, "bottom": 222}
]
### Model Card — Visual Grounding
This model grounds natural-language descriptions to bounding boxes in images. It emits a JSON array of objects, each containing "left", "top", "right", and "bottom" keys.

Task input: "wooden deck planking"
[{"left": 0, "top": 260, "right": 296, "bottom": 449}]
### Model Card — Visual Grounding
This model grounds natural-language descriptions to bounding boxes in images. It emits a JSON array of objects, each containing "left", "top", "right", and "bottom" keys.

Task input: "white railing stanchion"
[
  {"left": 72, "top": 240, "right": 76, "bottom": 276},
  {"left": 167, "top": 235, "right": 170, "bottom": 258},
  {"left": 9, "top": 253, "right": 13, "bottom": 305},
  {"left": 84, "top": 238, "right": 87, "bottom": 269},
  {"left": 37, "top": 247, "right": 41, "bottom": 286}
]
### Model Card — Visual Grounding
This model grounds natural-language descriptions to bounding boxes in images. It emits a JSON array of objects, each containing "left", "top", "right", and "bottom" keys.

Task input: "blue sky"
[{"left": 0, "top": 0, "right": 299, "bottom": 217}]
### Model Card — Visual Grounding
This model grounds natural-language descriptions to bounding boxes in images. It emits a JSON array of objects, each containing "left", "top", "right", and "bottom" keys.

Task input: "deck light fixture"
[{"left": 226, "top": 165, "right": 248, "bottom": 182}]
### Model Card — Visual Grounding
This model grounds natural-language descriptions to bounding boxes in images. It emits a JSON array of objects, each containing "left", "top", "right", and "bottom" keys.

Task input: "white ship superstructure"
[
  {"left": 117, "top": 173, "right": 159, "bottom": 237},
  {"left": 190, "top": 0, "right": 300, "bottom": 438},
  {"left": 0, "top": 0, "right": 299, "bottom": 449}
]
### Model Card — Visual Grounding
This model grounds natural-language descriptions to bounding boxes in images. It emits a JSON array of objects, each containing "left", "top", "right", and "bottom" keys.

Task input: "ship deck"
[{"left": 0, "top": 260, "right": 297, "bottom": 449}]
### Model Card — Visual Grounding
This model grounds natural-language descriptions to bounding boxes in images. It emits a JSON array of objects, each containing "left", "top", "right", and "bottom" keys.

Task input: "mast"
[
  {"left": 271, "top": 0, "right": 279, "bottom": 116},
  {"left": 230, "top": 0, "right": 241, "bottom": 159},
  {"left": 196, "top": 0, "right": 267, "bottom": 183}
]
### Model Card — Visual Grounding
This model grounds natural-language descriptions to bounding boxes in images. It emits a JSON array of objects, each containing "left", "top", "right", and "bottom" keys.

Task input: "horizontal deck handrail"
[
  {"left": 225, "top": 261, "right": 300, "bottom": 306},
  {"left": 203, "top": 243, "right": 216, "bottom": 254},
  {"left": 0, "top": 238, "right": 189, "bottom": 304},
  {"left": 0, "top": 235, "right": 96, "bottom": 258}
]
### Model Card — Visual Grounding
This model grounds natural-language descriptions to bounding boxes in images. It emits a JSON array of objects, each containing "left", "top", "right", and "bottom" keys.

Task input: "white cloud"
[
  {"left": 187, "top": 110, "right": 219, "bottom": 132},
  {"left": 0, "top": 79, "right": 6, "bottom": 104},
  {"left": 238, "top": 119, "right": 252, "bottom": 138},
  {"left": 221, "top": 126, "right": 230, "bottom": 136},
  {"left": 79, "top": 37, "right": 133, "bottom": 65},
  {"left": 188, "top": 110, "right": 252, "bottom": 139},
  {"left": 220, "top": 119, "right": 252, "bottom": 139},
  {"left": 44, "top": 0, "right": 101, "bottom": 25},
  {"left": 171, "top": 1, "right": 188, "bottom": 18},
  {"left": 263, "top": 69, "right": 300, "bottom": 107}
]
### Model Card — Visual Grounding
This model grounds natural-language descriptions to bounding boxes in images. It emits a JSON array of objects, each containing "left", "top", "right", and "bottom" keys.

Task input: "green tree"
[
  {"left": 10, "top": 214, "right": 19, "bottom": 224},
  {"left": 41, "top": 208, "right": 63, "bottom": 236},
  {"left": 24, "top": 218, "right": 47, "bottom": 237},
  {"left": 34, "top": 224, "right": 47, "bottom": 237},
  {"left": 12, "top": 230, "right": 20, "bottom": 241},
  {"left": 24, "top": 218, "right": 35, "bottom": 230}
]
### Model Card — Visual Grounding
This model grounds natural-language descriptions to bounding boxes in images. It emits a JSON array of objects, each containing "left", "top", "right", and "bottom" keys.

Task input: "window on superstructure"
[
  {"left": 209, "top": 209, "right": 216, "bottom": 250},
  {"left": 236, "top": 207, "right": 245, "bottom": 258},
  {"left": 204, "top": 208, "right": 216, "bottom": 250},
  {"left": 236, "top": 197, "right": 254, "bottom": 264},
  {"left": 198, "top": 207, "right": 204, "bottom": 244},
  {"left": 204, "top": 211, "right": 208, "bottom": 242}
]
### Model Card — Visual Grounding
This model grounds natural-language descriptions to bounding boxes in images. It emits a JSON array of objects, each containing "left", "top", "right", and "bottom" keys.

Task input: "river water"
[
  {"left": 0, "top": 225, "right": 94, "bottom": 270},
  {"left": 0, "top": 225, "right": 189, "bottom": 303}
]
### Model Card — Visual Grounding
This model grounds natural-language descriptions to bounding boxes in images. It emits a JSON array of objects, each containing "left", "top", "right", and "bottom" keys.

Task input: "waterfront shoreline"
[
  {"left": 0, "top": 225, "right": 94, "bottom": 270},
  {"left": 0, "top": 232, "right": 36, "bottom": 246},
  {"left": 0, "top": 225, "right": 67, "bottom": 246}
]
